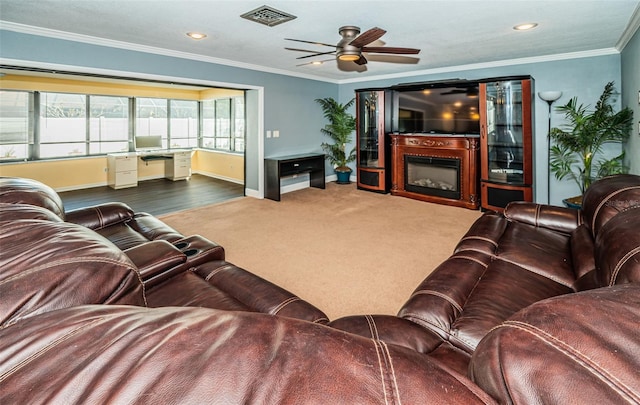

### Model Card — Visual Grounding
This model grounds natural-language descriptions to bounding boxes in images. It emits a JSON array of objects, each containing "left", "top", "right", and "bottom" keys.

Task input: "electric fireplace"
[
  {"left": 390, "top": 134, "right": 479, "bottom": 209},
  {"left": 405, "top": 155, "right": 461, "bottom": 200}
]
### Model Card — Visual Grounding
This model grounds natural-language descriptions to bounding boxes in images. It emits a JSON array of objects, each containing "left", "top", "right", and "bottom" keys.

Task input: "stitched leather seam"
[
  {"left": 408, "top": 290, "right": 463, "bottom": 313},
  {"left": 365, "top": 315, "right": 380, "bottom": 340},
  {"left": 501, "top": 320, "right": 640, "bottom": 402},
  {"left": 591, "top": 185, "right": 640, "bottom": 231},
  {"left": 203, "top": 264, "right": 234, "bottom": 282},
  {"left": 270, "top": 296, "right": 300, "bottom": 315},
  {"left": 458, "top": 235, "right": 499, "bottom": 248},
  {"left": 610, "top": 246, "right": 640, "bottom": 286},
  {"left": 372, "top": 339, "right": 402, "bottom": 405},
  {"left": 312, "top": 317, "right": 330, "bottom": 324},
  {"left": 371, "top": 338, "right": 389, "bottom": 405},
  {"left": 0, "top": 318, "right": 103, "bottom": 383},
  {"left": 449, "top": 254, "right": 490, "bottom": 268},
  {"left": 380, "top": 340, "right": 402, "bottom": 405}
]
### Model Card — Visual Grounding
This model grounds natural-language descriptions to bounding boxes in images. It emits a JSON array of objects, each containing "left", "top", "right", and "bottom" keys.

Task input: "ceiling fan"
[{"left": 285, "top": 26, "right": 420, "bottom": 67}]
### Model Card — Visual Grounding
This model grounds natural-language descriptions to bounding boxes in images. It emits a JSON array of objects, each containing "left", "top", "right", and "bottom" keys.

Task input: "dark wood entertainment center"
[
  {"left": 390, "top": 134, "right": 479, "bottom": 209},
  {"left": 355, "top": 76, "right": 534, "bottom": 211}
]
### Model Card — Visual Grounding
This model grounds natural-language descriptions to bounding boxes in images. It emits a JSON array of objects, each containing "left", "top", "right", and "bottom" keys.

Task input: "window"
[
  {"left": 202, "top": 96, "right": 244, "bottom": 152},
  {"left": 38, "top": 92, "right": 130, "bottom": 158},
  {"left": 0, "top": 85, "right": 246, "bottom": 160},
  {"left": 39, "top": 92, "right": 87, "bottom": 158},
  {"left": 90, "top": 96, "right": 129, "bottom": 154},
  {"left": 136, "top": 98, "right": 198, "bottom": 149},
  {"left": 0, "top": 90, "right": 32, "bottom": 160},
  {"left": 169, "top": 100, "right": 198, "bottom": 148},
  {"left": 136, "top": 97, "right": 168, "bottom": 148}
]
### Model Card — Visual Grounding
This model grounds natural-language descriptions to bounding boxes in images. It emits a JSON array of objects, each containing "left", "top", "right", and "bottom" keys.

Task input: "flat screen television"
[{"left": 393, "top": 83, "right": 481, "bottom": 135}]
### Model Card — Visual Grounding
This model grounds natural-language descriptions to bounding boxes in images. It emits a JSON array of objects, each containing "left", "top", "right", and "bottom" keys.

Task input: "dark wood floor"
[{"left": 59, "top": 174, "right": 245, "bottom": 216}]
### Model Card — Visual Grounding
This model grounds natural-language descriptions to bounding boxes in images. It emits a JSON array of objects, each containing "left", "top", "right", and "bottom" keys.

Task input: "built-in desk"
[
  {"left": 107, "top": 150, "right": 192, "bottom": 189},
  {"left": 265, "top": 153, "right": 325, "bottom": 201}
]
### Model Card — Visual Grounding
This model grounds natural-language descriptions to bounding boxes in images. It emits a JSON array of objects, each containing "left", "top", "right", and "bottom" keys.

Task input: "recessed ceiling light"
[
  {"left": 311, "top": 61, "right": 323, "bottom": 65},
  {"left": 513, "top": 23, "right": 538, "bottom": 31},
  {"left": 187, "top": 32, "right": 207, "bottom": 40}
]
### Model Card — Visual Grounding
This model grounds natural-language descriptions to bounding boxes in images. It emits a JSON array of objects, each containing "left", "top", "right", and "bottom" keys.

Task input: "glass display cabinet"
[
  {"left": 479, "top": 77, "right": 534, "bottom": 211},
  {"left": 355, "top": 89, "right": 392, "bottom": 192}
]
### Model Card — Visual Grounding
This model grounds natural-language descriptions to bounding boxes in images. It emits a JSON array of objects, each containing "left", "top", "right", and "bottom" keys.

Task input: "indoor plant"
[
  {"left": 316, "top": 97, "right": 357, "bottom": 184},
  {"left": 549, "top": 81, "right": 633, "bottom": 205}
]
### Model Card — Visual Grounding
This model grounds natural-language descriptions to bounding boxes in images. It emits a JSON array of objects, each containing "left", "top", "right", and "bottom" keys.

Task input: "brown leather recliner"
[
  {"left": 0, "top": 176, "right": 328, "bottom": 324},
  {"left": 329, "top": 174, "right": 640, "bottom": 376}
]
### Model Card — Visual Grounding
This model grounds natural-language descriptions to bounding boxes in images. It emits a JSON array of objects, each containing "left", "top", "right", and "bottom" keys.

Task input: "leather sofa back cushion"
[
  {"left": 0, "top": 305, "right": 495, "bottom": 404},
  {"left": 0, "top": 177, "right": 66, "bottom": 220},
  {"left": 594, "top": 208, "right": 640, "bottom": 286},
  {"left": 581, "top": 174, "right": 640, "bottom": 237},
  {"left": 0, "top": 203, "right": 64, "bottom": 222},
  {"left": 470, "top": 283, "right": 640, "bottom": 404},
  {"left": 0, "top": 220, "right": 145, "bottom": 327}
]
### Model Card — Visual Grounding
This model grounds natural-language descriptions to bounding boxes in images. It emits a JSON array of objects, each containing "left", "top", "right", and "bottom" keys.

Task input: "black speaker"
[
  {"left": 359, "top": 170, "right": 380, "bottom": 187},
  {"left": 487, "top": 186, "right": 525, "bottom": 208}
]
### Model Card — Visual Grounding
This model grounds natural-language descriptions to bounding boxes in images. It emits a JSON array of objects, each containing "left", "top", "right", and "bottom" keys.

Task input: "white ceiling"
[{"left": 1, "top": 0, "right": 639, "bottom": 83}]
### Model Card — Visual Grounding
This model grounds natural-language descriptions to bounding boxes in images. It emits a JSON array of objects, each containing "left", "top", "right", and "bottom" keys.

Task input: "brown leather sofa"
[
  {"left": 0, "top": 176, "right": 329, "bottom": 324},
  {"left": 329, "top": 175, "right": 640, "bottom": 376},
  {"left": 0, "top": 175, "right": 638, "bottom": 404}
]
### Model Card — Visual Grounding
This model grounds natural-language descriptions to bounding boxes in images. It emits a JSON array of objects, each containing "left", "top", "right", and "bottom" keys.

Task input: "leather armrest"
[
  {"left": 503, "top": 201, "right": 582, "bottom": 234},
  {"left": 66, "top": 202, "right": 135, "bottom": 230},
  {"left": 124, "top": 240, "right": 186, "bottom": 282}
]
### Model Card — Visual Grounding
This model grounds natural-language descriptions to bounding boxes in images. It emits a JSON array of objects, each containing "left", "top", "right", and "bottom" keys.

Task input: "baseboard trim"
[{"left": 192, "top": 170, "right": 244, "bottom": 185}]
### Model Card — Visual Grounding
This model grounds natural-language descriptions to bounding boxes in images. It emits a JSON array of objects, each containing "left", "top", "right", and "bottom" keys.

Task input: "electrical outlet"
[
  {"left": 273, "top": 130, "right": 280, "bottom": 138},
  {"left": 266, "top": 130, "right": 272, "bottom": 138}
]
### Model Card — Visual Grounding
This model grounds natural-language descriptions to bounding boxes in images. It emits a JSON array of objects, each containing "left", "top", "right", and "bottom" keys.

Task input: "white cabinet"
[
  {"left": 107, "top": 153, "right": 138, "bottom": 189},
  {"left": 165, "top": 150, "right": 192, "bottom": 181}
]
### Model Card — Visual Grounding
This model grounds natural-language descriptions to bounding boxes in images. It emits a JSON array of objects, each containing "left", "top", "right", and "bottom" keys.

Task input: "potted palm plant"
[
  {"left": 550, "top": 81, "right": 633, "bottom": 206},
  {"left": 316, "top": 97, "right": 357, "bottom": 184}
]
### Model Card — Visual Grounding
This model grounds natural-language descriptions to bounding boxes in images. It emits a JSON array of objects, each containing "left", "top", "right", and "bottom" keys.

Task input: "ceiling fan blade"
[
  {"left": 295, "top": 50, "right": 337, "bottom": 60},
  {"left": 365, "top": 54, "right": 420, "bottom": 64},
  {"left": 354, "top": 55, "right": 368, "bottom": 65},
  {"left": 349, "top": 27, "right": 386, "bottom": 48},
  {"left": 285, "top": 47, "right": 326, "bottom": 53},
  {"left": 361, "top": 46, "right": 420, "bottom": 55},
  {"left": 285, "top": 38, "right": 336, "bottom": 48}
]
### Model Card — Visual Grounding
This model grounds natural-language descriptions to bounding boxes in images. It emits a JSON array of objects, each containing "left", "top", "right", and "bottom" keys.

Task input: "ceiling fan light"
[{"left": 338, "top": 53, "right": 360, "bottom": 61}]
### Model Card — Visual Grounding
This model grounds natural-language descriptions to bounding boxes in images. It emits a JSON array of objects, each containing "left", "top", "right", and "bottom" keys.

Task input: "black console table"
[{"left": 265, "top": 153, "right": 325, "bottom": 201}]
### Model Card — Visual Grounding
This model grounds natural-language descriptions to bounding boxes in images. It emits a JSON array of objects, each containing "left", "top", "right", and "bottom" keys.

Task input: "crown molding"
[
  {"left": 0, "top": 20, "right": 624, "bottom": 86},
  {"left": 616, "top": 3, "right": 640, "bottom": 51},
  {"left": 0, "top": 21, "right": 339, "bottom": 84},
  {"left": 336, "top": 48, "right": 621, "bottom": 85}
]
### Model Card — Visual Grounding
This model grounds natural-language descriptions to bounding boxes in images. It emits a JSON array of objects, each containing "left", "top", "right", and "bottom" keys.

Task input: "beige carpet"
[{"left": 159, "top": 183, "right": 481, "bottom": 320}]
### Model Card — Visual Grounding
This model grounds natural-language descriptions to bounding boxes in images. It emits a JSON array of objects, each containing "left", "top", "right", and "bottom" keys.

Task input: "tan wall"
[
  {"left": 0, "top": 157, "right": 108, "bottom": 190},
  {"left": 0, "top": 150, "right": 244, "bottom": 191},
  {"left": 192, "top": 150, "right": 244, "bottom": 183}
]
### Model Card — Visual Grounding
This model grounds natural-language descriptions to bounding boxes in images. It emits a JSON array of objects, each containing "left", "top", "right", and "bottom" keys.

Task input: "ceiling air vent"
[{"left": 240, "top": 5, "right": 297, "bottom": 27}]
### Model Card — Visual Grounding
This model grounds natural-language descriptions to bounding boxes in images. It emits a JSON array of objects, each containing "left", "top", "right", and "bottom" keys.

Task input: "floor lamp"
[{"left": 538, "top": 91, "right": 562, "bottom": 204}]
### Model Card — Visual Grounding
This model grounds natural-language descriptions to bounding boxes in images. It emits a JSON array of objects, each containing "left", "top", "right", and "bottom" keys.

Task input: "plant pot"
[
  {"left": 562, "top": 195, "right": 582, "bottom": 210},
  {"left": 335, "top": 169, "right": 352, "bottom": 185}
]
